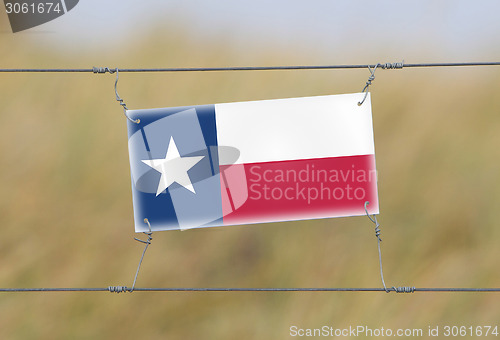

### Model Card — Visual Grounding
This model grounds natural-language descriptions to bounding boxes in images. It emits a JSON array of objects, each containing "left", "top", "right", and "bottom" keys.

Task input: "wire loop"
[
  {"left": 365, "top": 201, "right": 416, "bottom": 294},
  {"left": 113, "top": 68, "right": 140, "bottom": 124},
  {"left": 93, "top": 66, "right": 139, "bottom": 124},
  {"left": 364, "top": 201, "right": 389, "bottom": 292},
  {"left": 357, "top": 61, "right": 404, "bottom": 106},
  {"left": 364, "top": 201, "right": 381, "bottom": 241},
  {"left": 129, "top": 218, "right": 154, "bottom": 292},
  {"left": 358, "top": 64, "right": 378, "bottom": 106}
]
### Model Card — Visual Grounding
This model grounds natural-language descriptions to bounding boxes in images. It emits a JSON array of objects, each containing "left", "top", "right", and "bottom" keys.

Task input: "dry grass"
[{"left": 1, "top": 18, "right": 500, "bottom": 339}]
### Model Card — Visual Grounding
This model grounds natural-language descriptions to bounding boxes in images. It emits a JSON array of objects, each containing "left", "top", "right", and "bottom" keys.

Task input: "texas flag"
[{"left": 126, "top": 93, "right": 378, "bottom": 232}]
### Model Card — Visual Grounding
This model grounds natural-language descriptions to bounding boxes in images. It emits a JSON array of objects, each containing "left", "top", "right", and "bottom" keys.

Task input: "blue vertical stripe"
[{"left": 127, "top": 105, "right": 223, "bottom": 231}]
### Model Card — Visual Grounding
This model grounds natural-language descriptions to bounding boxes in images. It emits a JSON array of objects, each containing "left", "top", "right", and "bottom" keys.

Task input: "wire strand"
[
  {"left": 0, "top": 62, "right": 499, "bottom": 73},
  {"left": 0, "top": 287, "right": 499, "bottom": 293},
  {"left": 130, "top": 219, "right": 153, "bottom": 292}
]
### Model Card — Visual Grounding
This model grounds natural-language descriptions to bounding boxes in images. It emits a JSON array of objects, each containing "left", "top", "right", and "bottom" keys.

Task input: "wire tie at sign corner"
[
  {"left": 108, "top": 219, "right": 153, "bottom": 294},
  {"left": 134, "top": 218, "right": 153, "bottom": 245},
  {"left": 357, "top": 61, "right": 404, "bottom": 106},
  {"left": 92, "top": 66, "right": 140, "bottom": 124},
  {"left": 357, "top": 64, "right": 378, "bottom": 106},
  {"left": 111, "top": 67, "right": 140, "bottom": 124},
  {"left": 129, "top": 218, "right": 154, "bottom": 293},
  {"left": 364, "top": 201, "right": 415, "bottom": 294}
]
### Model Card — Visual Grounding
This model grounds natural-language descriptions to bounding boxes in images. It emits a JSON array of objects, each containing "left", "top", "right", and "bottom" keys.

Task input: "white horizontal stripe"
[{"left": 215, "top": 93, "right": 375, "bottom": 165}]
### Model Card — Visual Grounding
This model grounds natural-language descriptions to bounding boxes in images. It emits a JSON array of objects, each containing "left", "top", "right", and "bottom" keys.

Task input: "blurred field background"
[{"left": 1, "top": 3, "right": 500, "bottom": 339}]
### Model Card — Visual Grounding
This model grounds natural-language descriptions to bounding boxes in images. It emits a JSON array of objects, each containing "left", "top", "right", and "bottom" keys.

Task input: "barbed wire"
[{"left": 0, "top": 61, "right": 499, "bottom": 73}]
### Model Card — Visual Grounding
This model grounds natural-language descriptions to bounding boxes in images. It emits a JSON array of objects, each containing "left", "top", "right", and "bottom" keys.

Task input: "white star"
[{"left": 141, "top": 137, "right": 204, "bottom": 196}]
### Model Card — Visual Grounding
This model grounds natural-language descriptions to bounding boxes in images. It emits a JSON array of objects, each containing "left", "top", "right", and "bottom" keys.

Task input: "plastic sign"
[{"left": 126, "top": 93, "right": 379, "bottom": 232}]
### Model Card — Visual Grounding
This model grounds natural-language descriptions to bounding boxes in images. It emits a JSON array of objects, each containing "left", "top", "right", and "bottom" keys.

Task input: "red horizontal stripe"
[{"left": 220, "top": 154, "right": 378, "bottom": 226}]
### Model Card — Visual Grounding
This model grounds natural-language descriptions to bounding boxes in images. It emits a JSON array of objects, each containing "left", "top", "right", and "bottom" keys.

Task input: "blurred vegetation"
[{"left": 0, "top": 13, "right": 500, "bottom": 340}]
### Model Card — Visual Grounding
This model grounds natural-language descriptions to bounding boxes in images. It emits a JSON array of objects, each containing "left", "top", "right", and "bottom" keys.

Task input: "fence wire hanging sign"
[
  {"left": 125, "top": 93, "right": 379, "bottom": 232},
  {"left": 1, "top": 61, "right": 500, "bottom": 72},
  {"left": 1, "top": 61, "right": 500, "bottom": 294}
]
